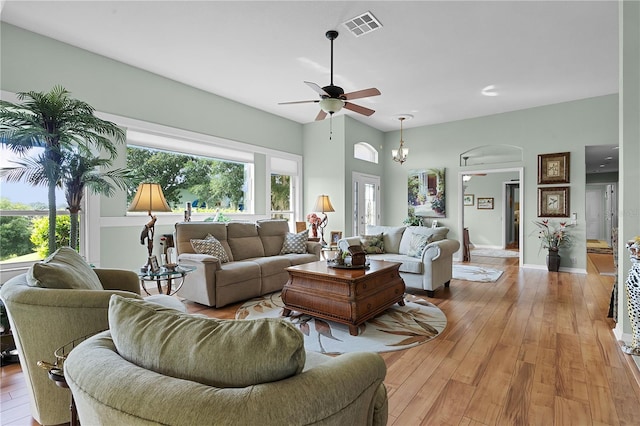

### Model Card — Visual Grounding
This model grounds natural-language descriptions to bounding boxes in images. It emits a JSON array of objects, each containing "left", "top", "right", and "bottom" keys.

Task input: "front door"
[{"left": 352, "top": 173, "right": 380, "bottom": 236}]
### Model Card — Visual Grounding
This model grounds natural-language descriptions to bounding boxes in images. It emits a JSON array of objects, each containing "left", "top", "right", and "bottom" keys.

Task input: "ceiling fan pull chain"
[{"left": 329, "top": 114, "right": 333, "bottom": 140}]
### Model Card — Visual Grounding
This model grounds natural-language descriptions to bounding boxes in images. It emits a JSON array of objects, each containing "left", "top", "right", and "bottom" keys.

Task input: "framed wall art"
[
  {"left": 538, "top": 152, "right": 570, "bottom": 184},
  {"left": 463, "top": 194, "right": 474, "bottom": 206},
  {"left": 538, "top": 186, "right": 570, "bottom": 217},
  {"left": 408, "top": 168, "right": 445, "bottom": 218},
  {"left": 149, "top": 255, "right": 160, "bottom": 272},
  {"left": 477, "top": 197, "right": 494, "bottom": 210}
]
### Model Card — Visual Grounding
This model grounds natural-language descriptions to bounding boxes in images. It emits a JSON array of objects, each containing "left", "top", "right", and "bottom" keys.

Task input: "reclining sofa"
[
  {"left": 174, "top": 219, "right": 321, "bottom": 307},
  {"left": 339, "top": 225, "right": 460, "bottom": 297}
]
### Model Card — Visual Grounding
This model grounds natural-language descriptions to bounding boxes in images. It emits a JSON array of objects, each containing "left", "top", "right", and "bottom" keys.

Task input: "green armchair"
[{"left": 0, "top": 268, "right": 142, "bottom": 425}]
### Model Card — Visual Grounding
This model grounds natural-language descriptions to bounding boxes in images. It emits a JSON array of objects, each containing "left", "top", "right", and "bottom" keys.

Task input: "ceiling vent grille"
[{"left": 342, "top": 11, "right": 382, "bottom": 37}]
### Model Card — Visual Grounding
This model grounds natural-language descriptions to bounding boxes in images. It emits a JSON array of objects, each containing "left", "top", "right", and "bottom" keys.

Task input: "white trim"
[{"left": 522, "top": 263, "right": 588, "bottom": 275}]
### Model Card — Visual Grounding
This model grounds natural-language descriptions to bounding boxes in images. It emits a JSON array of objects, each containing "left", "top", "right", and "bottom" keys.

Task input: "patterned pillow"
[
  {"left": 280, "top": 230, "right": 309, "bottom": 255},
  {"left": 406, "top": 233, "right": 432, "bottom": 258},
  {"left": 191, "top": 234, "right": 230, "bottom": 263},
  {"left": 360, "top": 233, "right": 384, "bottom": 254}
]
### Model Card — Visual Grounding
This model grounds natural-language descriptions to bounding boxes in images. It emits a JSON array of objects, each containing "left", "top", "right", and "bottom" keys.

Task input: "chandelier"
[{"left": 392, "top": 115, "right": 412, "bottom": 164}]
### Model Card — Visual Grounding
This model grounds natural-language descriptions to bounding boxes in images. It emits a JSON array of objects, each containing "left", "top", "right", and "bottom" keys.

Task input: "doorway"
[
  {"left": 352, "top": 172, "right": 380, "bottom": 236},
  {"left": 458, "top": 167, "right": 523, "bottom": 266}
]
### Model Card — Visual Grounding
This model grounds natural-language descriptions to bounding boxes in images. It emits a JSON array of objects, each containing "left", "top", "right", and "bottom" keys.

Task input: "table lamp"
[
  {"left": 128, "top": 183, "right": 172, "bottom": 270},
  {"left": 313, "top": 194, "right": 335, "bottom": 246}
]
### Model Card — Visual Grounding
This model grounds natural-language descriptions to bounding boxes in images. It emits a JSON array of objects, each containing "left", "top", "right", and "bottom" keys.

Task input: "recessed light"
[
  {"left": 605, "top": 156, "right": 613, "bottom": 160},
  {"left": 481, "top": 85, "right": 498, "bottom": 96},
  {"left": 600, "top": 164, "right": 606, "bottom": 167}
]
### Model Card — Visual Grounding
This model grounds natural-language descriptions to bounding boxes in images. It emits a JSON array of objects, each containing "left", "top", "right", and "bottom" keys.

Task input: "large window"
[
  {"left": 269, "top": 157, "right": 299, "bottom": 229},
  {"left": 0, "top": 145, "right": 69, "bottom": 266},
  {"left": 126, "top": 145, "right": 253, "bottom": 214}
]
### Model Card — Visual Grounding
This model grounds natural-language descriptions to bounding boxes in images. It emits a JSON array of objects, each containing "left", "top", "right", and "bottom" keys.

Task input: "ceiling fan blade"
[
  {"left": 305, "top": 81, "right": 329, "bottom": 97},
  {"left": 315, "top": 110, "right": 327, "bottom": 121},
  {"left": 278, "top": 100, "right": 319, "bottom": 105},
  {"left": 343, "top": 88, "right": 381, "bottom": 100},
  {"left": 344, "top": 102, "right": 375, "bottom": 116}
]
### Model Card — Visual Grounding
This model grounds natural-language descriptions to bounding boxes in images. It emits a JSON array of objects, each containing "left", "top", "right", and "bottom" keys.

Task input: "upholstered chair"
[
  {"left": 0, "top": 248, "right": 183, "bottom": 425},
  {"left": 64, "top": 295, "right": 389, "bottom": 426}
]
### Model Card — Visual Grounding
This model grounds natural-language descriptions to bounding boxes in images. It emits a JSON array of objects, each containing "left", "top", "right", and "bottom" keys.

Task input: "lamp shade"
[
  {"left": 128, "top": 183, "right": 172, "bottom": 214},
  {"left": 319, "top": 98, "right": 344, "bottom": 114},
  {"left": 313, "top": 195, "right": 335, "bottom": 213}
]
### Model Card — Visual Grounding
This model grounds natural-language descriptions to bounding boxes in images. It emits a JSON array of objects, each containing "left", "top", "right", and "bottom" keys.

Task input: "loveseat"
[
  {"left": 339, "top": 225, "right": 460, "bottom": 297},
  {"left": 64, "top": 296, "right": 389, "bottom": 425},
  {"left": 174, "top": 219, "right": 321, "bottom": 307}
]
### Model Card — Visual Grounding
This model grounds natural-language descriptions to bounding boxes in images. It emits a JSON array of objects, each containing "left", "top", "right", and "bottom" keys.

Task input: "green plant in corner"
[{"left": 0, "top": 86, "right": 125, "bottom": 254}]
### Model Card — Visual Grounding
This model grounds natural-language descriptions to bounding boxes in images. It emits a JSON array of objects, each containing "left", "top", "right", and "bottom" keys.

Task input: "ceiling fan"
[{"left": 279, "top": 30, "right": 381, "bottom": 121}]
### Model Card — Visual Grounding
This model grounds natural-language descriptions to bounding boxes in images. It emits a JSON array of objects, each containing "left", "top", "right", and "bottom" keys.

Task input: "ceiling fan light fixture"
[{"left": 319, "top": 97, "right": 344, "bottom": 114}]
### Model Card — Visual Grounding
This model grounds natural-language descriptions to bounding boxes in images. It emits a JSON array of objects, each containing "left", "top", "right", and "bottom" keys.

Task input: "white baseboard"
[{"left": 522, "top": 263, "right": 587, "bottom": 275}]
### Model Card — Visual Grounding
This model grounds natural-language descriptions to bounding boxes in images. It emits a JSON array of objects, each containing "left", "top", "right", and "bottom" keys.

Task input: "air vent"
[{"left": 342, "top": 11, "right": 382, "bottom": 37}]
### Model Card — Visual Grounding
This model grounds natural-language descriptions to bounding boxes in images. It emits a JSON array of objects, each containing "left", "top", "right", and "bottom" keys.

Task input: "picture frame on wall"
[
  {"left": 538, "top": 186, "right": 570, "bottom": 217},
  {"left": 463, "top": 194, "right": 474, "bottom": 206},
  {"left": 538, "top": 152, "right": 570, "bottom": 184},
  {"left": 477, "top": 197, "right": 494, "bottom": 210}
]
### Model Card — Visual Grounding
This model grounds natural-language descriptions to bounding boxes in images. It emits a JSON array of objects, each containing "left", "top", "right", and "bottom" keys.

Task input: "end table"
[{"left": 138, "top": 265, "right": 196, "bottom": 296}]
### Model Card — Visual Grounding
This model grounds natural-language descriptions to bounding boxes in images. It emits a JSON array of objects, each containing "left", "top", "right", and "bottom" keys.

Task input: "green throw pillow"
[
  {"left": 406, "top": 233, "right": 432, "bottom": 258},
  {"left": 26, "top": 247, "right": 103, "bottom": 290},
  {"left": 280, "top": 229, "right": 309, "bottom": 254},
  {"left": 108, "top": 295, "right": 306, "bottom": 388},
  {"left": 360, "top": 233, "right": 384, "bottom": 254}
]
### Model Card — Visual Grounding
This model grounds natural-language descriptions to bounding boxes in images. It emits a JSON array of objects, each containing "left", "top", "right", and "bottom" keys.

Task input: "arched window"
[{"left": 354, "top": 142, "right": 378, "bottom": 164}]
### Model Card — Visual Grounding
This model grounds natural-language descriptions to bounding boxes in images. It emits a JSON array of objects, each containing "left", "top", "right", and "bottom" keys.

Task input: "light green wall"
[
  {"left": 382, "top": 95, "right": 618, "bottom": 270},
  {"left": 463, "top": 172, "right": 519, "bottom": 247},
  {"left": 617, "top": 1, "right": 640, "bottom": 340}
]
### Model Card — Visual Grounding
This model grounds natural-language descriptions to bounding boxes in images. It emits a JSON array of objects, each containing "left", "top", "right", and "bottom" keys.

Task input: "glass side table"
[{"left": 137, "top": 265, "right": 196, "bottom": 296}]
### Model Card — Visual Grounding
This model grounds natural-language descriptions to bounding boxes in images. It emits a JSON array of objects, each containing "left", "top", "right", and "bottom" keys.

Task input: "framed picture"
[
  {"left": 538, "top": 152, "right": 570, "bottom": 184},
  {"left": 477, "top": 197, "right": 494, "bottom": 210},
  {"left": 463, "top": 194, "right": 474, "bottom": 206},
  {"left": 149, "top": 255, "right": 160, "bottom": 272},
  {"left": 330, "top": 231, "right": 342, "bottom": 246},
  {"left": 408, "top": 168, "right": 445, "bottom": 218},
  {"left": 538, "top": 186, "right": 570, "bottom": 217}
]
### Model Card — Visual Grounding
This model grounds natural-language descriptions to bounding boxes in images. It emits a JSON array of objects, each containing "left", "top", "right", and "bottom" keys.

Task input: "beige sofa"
[
  {"left": 339, "top": 225, "right": 460, "bottom": 297},
  {"left": 175, "top": 219, "right": 321, "bottom": 307},
  {"left": 64, "top": 296, "right": 389, "bottom": 425}
]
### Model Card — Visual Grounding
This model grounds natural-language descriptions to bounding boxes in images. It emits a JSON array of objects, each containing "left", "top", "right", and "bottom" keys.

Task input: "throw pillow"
[
  {"left": 360, "top": 233, "right": 385, "bottom": 254},
  {"left": 26, "top": 247, "right": 103, "bottom": 290},
  {"left": 108, "top": 295, "right": 305, "bottom": 388},
  {"left": 280, "top": 229, "right": 309, "bottom": 255},
  {"left": 191, "top": 234, "right": 230, "bottom": 263},
  {"left": 406, "top": 233, "right": 433, "bottom": 258}
]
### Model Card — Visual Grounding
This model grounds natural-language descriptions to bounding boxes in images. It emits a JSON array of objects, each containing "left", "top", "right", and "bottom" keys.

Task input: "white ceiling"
[{"left": 0, "top": 0, "right": 619, "bottom": 134}]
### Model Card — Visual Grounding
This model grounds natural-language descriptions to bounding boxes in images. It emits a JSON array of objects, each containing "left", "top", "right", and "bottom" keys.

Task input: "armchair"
[{"left": 0, "top": 269, "right": 143, "bottom": 425}]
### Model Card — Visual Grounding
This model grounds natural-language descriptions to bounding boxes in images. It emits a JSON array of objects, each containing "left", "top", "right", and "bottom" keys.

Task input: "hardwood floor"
[{"left": 2, "top": 255, "right": 639, "bottom": 425}]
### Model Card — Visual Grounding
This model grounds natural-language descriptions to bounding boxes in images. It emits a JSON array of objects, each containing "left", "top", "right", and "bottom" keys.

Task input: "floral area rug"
[
  {"left": 453, "top": 264, "right": 504, "bottom": 282},
  {"left": 236, "top": 292, "right": 446, "bottom": 355}
]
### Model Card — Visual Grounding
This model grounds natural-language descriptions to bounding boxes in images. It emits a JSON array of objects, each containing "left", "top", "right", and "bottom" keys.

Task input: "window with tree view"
[{"left": 126, "top": 146, "right": 253, "bottom": 214}]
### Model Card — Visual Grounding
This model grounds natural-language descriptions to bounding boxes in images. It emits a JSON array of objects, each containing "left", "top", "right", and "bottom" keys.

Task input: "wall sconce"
[
  {"left": 128, "top": 183, "right": 172, "bottom": 270},
  {"left": 392, "top": 114, "right": 412, "bottom": 164}
]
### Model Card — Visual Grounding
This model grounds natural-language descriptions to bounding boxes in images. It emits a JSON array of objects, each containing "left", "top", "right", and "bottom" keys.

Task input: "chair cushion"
[
  {"left": 360, "top": 233, "right": 385, "bottom": 254},
  {"left": 26, "top": 247, "right": 103, "bottom": 290},
  {"left": 191, "top": 234, "right": 230, "bottom": 263},
  {"left": 108, "top": 295, "right": 305, "bottom": 388},
  {"left": 257, "top": 219, "right": 289, "bottom": 256},
  {"left": 280, "top": 230, "right": 309, "bottom": 254}
]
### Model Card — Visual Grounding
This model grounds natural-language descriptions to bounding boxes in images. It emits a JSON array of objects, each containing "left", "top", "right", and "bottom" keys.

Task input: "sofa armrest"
[
  {"left": 94, "top": 269, "right": 141, "bottom": 294},
  {"left": 337, "top": 236, "right": 361, "bottom": 252},
  {"left": 422, "top": 239, "right": 461, "bottom": 262},
  {"left": 178, "top": 253, "right": 222, "bottom": 268},
  {"left": 305, "top": 241, "right": 322, "bottom": 258}
]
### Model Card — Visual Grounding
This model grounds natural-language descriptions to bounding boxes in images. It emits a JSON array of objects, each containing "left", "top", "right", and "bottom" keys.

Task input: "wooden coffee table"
[{"left": 282, "top": 260, "right": 406, "bottom": 336}]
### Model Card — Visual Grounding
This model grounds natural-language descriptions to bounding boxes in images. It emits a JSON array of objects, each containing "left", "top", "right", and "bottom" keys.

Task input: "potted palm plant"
[{"left": 0, "top": 85, "right": 125, "bottom": 254}]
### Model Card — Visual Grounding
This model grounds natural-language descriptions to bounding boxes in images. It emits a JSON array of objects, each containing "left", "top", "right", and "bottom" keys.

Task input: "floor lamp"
[
  {"left": 128, "top": 183, "right": 172, "bottom": 270},
  {"left": 314, "top": 194, "right": 335, "bottom": 246}
]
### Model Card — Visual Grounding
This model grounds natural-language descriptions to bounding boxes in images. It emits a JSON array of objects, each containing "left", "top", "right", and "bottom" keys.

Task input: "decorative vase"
[
  {"left": 547, "top": 248, "right": 560, "bottom": 272},
  {"left": 311, "top": 223, "right": 318, "bottom": 238}
]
